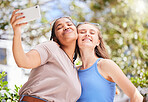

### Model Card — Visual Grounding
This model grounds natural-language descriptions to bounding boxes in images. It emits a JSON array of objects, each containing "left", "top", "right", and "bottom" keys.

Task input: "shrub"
[{"left": 0, "top": 71, "right": 21, "bottom": 101}]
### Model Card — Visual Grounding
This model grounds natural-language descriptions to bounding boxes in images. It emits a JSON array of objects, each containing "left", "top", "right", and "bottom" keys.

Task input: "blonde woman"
[{"left": 76, "top": 22, "right": 143, "bottom": 102}]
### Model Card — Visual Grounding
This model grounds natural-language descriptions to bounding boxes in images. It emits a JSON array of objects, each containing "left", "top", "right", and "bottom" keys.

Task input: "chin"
[
  {"left": 64, "top": 37, "right": 77, "bottom": 43},
  {"left": 81, "top": 43, "right": 92, "bottom": 48},
  {"left": 65, "top": 35, "right": 77, "bottom": 40}
]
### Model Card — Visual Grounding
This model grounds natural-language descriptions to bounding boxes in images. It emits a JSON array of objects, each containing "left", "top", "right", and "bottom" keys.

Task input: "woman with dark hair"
[
  {"left": 76, "top": 22, "right": 143, "bottom": 102},
  {"left": 10, "top": 9, "right": 81, "bottom": 102}
]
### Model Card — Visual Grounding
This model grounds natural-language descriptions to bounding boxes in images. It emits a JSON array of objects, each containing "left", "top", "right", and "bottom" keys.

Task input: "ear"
[
  {"left": 53, "top": 37, "right": 58, "bottom": 42},
  {"left": 53, "top": 37, "right": 60, "bottom": 46},
  {"left": 53, "top": 37, "right": 61, "bottom": 46}
]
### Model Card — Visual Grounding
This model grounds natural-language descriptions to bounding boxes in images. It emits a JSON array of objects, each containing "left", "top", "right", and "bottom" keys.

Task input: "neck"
[
  {"left": 61, "top": 41, "right": 76, "bottom": 63},
  {"left": 80, "top": 48, "right": 98, "bottom": 69}
]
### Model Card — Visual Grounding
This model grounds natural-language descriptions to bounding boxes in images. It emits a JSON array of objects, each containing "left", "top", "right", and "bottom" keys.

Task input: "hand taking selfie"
[{"left": 10, "top": 9, "right": 27, "bottom": 36}]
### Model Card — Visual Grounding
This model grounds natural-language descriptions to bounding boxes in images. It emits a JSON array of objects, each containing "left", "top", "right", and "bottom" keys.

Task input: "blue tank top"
[{"left": 77, "top": 58, "right": 116, "bottom": 102}]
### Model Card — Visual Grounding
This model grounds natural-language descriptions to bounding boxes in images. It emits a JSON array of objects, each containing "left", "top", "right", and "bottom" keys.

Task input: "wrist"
[{"left": 13, "top": 34, "right": 21, "bottom": 40}]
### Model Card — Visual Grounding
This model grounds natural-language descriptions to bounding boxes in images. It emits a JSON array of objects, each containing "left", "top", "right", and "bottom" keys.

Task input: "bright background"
[{"left": 0, "top": 0, "right": 148, "bottom": 101}]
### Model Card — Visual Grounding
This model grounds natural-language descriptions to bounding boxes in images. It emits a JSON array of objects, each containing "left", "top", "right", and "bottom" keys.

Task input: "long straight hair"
[{"left": 76, "top": 22, "right": 110, "bottom": 59}]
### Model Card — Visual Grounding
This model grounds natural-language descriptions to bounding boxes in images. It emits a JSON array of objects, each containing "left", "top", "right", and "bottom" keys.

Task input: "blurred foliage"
[
  {"left": 0, "top": 0, "right": 50, "bottom": 46},
  {"left": 0, "top": 0, "right": 148, "bottom": 89},
  {"left": 0, "top": 71, "right": 21, "bottom": 101},
  {"left": 70, "top": 0, "right": 148, "bottom": 79},
  {"left": 130, "top": 71, "right": 148, "bottom": 98},
  {"left": 75, "top": 59, "right": 82, "bottom": 66},
  {"left": 130, "top": 70, "right": 148, "bottom": 88}
]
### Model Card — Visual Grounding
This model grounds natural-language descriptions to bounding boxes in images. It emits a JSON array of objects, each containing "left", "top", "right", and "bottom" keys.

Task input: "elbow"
[
  {"left": 16, "top": 63, "right": 32, "bottom": 69},
  {"left": 15, "top": 57, "right": 39, "bottom": 69},
  {"left": 137, "top": 95, "right": 143, "bottom": 102},
  {"left": 130, "top": 96, "right": 143, "bottom": 102},
  {"left": 17, "top": 64, "right": 25, "bottom": 68},
  {"left": 130, "top": 89, "right": 143, "bottom": 102},
  {"left": 14, "top": 58, "right": 30, "bottom": 68},
  {"left": 15, "top": 61, "right": 23, "bottom": 68},
  {"left": 17, "top": 64, "right": 22, "bottom": 68}
]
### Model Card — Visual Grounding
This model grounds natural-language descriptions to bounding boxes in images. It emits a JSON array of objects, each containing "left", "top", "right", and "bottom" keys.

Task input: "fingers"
[
  {"left": 10, "top": 9, "right": 23, "bottom": 24},
  {"left": 18, "top": 22, "right": 28, "bottom": 27},
  {"left": 10, "top": 9, "right": 28, "bottom": 27},
  {"left": 12, "top": 16, "right": 25, "bottom": 26},
  {"left": 10, "top": 13, "right": 23, "bottom": 24},
  {"left": 12, "top": 9, "right": 20, "bottom": 15},
  {"left": 10, "top": 9, "right": 20, "bottom": 23}
]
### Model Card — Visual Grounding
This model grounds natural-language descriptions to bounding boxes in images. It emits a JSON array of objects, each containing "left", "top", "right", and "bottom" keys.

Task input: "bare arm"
[
  {"left": 11, "top": 10, "right": 41, "bottom": 69},
  {"left": 101, "top": 59, "right": 143, "bottom": 102}
]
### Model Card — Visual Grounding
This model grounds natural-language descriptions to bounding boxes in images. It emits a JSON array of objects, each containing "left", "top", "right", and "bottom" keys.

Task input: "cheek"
[
  {"left": 77, "top": 35, "right": 81, "bottom": 41},
  {"left": 55, "top": 30, "right": 62, "bottom": 37},
  {"left": 93, "top": 35, "right": 99, "bottom": 43},
  {"left": 78, "top": 34, "right": 82, "bottom": 40},
  {"left": 75, "top": 34, "right": 78, "bottom": 39},
  {"left": 77, "top": 35, "right": 83, "bottom": 44},
  {"left": 73, "top": 28, "right": 77, "bottom": 35}
]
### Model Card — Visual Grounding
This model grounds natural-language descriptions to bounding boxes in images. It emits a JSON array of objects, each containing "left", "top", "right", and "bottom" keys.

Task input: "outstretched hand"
[{"left": 10, "top": 9, "right": 27, "bottom": 35}]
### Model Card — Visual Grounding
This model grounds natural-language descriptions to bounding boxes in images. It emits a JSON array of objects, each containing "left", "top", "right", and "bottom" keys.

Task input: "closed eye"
[
  {"left": 79, "top": 30, "right": 86, "bottom": 34},
  {"left": 57, "top": 25, "right": 63, "bottom": 30},
  {"left": 90, "top": 31, "right": 95, "bottom": 34},
  {"left": 90, "top": 29, "right": 96, "bottom": 35},
  {"left": 67, "top": 23, "right": 73, "bottom": 26}
]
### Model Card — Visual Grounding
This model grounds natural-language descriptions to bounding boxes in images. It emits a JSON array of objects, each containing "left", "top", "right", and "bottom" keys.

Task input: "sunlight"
[{"left": 132, "top": 0, "right": 146, "bottom": 15}]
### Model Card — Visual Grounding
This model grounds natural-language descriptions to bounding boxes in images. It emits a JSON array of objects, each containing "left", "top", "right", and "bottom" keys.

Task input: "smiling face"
[
  {"left": 77, "top": 23, "right": 100, "bottom": 49},
  {"left": 54, "top": 18, "right": 78, "bottom": 46}
]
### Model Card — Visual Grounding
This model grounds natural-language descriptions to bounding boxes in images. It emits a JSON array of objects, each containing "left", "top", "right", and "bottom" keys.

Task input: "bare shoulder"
[
  {"left": 99, "top": 59, "right": 116, "bottom": 66},
  {"left": 98, "top": 59, "right": 119, "bottom": 71}
]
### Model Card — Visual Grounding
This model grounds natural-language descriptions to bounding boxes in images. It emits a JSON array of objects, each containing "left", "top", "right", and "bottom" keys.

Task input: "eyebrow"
[
  {"left": 78, "top": 29, "right": 86, "bottom": 31},
  {"left": 55, "top": 21, "right": 72, "bottom": 29},
  {"left": 78, "top": 28, "right": 96, "bottom": 31},
  {"left": 90, "top": 29, "right": 96, "bottom": 32}
]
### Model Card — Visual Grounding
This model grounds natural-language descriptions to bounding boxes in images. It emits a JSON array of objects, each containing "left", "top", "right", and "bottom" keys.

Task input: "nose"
[
  {"left": 85, "top": 32, "right": 90, "bottom": 37},
  {"left": 63, "top": 25, "right": 69, "bottom": 31}
]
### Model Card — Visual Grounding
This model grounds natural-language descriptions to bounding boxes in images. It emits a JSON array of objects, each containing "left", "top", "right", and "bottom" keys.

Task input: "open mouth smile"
[
  {"left": 63, "top": 29, "right": 73, "bottom": 34},
  {"left": 82, "top": 38, "right": 92, "bottom": 42}
]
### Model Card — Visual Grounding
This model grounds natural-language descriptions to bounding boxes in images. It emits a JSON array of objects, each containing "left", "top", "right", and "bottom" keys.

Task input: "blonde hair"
[{"left": 76, "top": 22, "right": 110, "bottom": 59}]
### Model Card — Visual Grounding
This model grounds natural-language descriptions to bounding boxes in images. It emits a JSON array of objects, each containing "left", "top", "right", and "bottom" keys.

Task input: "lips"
[
  {"left": 82, "top": 38, "right": 92, "bottom": 42},
  {"left": 63, "top": 29, "right": 73, "bottom": 34}
]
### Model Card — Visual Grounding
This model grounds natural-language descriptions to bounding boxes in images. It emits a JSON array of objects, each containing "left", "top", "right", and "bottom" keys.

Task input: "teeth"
[
  {"left": 66, "top": 29, "right": 71, "bottom": 31},
  {"left": 66, "top": 29, "right": 72, "bottom": 32},
  {"left": 64, "top": 29, "right": 72, "bottom": 34},
  {"left": 83, "top": 38, "right": 92, "bottom": 41}
]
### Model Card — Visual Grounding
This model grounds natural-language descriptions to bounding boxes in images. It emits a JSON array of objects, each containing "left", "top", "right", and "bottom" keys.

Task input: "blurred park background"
[{"left": 0, "top": 0, "right": 148, "bottom": 101}]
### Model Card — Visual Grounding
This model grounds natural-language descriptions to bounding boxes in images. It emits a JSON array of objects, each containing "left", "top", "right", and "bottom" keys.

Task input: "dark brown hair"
[
  {"left": 50, "top": 17, "right": 74, "bottom": 42},
  {"left": 76, "top": 22, "right": 110, "bottom": 59},
  {"left": 49, "top": 17, "right": 77, "bottom": 62}
]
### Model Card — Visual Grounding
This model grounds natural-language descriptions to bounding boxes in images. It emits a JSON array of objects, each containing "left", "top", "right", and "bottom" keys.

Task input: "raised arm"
[
  {"left": 101, "top": 59, "right": 143, "bottom": 102},
  {"left": 10, "top": 10, "right": 41, "bottom": 69}
]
